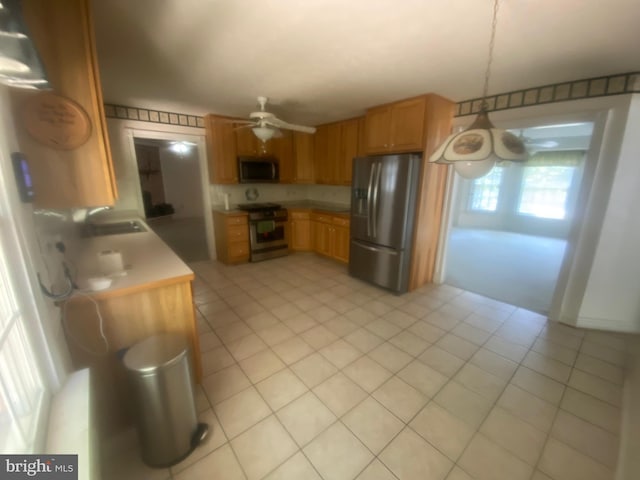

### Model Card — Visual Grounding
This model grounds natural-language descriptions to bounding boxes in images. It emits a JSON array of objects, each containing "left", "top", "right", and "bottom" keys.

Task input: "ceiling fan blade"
[
  {"left": 234, "top": 124, "right": 255, "bottom": 131},
  {"left": 228, "top": 118, "right": 257, "bottom": 125},
  {"left": 263, "top": 117, "right": 316, "bottom": 134}
]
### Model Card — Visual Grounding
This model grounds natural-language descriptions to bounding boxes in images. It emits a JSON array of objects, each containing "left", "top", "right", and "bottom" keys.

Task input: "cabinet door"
[
  {"left": 290, "top": 218, "right": 311, "bottom": 251},
  {"left": 364, "top": 106, "right": 392, "bottom": 154},
  {"left": 235, "top": 128, "right": 261, "bottom": 156},
  {"left": 293, "top": 132, "right": 314, "bottom": 183},
  {"left": 273, "top": 132, "right": 294, "bottom": 183},
  {"left": 326, "top": 122, "right": 342, "bottom": 184},
  {"left": 205, "top": 115, "right": 238, "bottom": 184},
  {"left": 332, "top": 225, "right": 350, "bottom": 263},
  {"left": 339, "top": 118, "right": 359, "bottom": 186},
  {"left": 313, "top": 124, "right": 329, "bottom": 184},
  {"left": 13, "top": 0, "right": 116, "bottom": 208},
  {"left": 389, "top": 98, "right": 426, "bottom": 152},
  {"left": 312, "top": 220, "right": 332, "bottom": 256}
]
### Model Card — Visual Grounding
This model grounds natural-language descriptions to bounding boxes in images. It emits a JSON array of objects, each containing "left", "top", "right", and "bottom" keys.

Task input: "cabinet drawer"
[
  {"left": 227, "top": 224, "right": 248, "bottom": 242},
  {"left": 311, "top": 213, "right": 332, "bottom": 223},
  {"left": 228, "top": 242, "right": 249, "bottom": 258},
  {"left": 290, "top": 210, "right": 311, "bottom": 220},
  {"left": 226, "top": 215, "right": 248, "bottom": 226},
  {"left": 332, "top": 216, "right": 350, "bottom": 227}
]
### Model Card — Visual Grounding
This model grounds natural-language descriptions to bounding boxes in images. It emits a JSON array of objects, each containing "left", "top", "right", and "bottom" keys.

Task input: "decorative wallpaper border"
[
  {"left": 104, "top": 71, "right": 640, "bottom": 125},
  {"left": 455, "top": 71, "right": 640, "bottom": 117},
  {"left": 103, "top": 103, "right": 205, "bottom": 128}
]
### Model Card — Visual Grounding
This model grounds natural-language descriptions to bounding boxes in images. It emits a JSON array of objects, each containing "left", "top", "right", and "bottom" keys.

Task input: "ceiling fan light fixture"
[
  {"left": 429, "top": 0, "right": 527, "bottom": 179},
  {"left": 252, "top": 126, "right": 275, "bottom": 142}
]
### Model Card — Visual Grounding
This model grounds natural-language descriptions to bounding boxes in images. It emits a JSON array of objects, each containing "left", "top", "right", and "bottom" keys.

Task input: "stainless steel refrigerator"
[{"left": 349, "top": 153, "right": 422, "bottom": 293}]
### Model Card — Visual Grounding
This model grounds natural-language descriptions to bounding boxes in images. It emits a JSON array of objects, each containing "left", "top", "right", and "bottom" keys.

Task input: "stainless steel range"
[{"left": 236, "top": 203, "right": 288, "bottom": 262}]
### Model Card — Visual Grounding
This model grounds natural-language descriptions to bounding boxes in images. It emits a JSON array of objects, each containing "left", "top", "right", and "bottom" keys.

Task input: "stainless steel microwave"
[{"left": 238, "top": 157, "right": 279, "bottom": 183}]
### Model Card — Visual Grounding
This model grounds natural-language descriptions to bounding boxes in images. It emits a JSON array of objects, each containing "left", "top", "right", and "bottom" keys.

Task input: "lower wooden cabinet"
[
  {"left": 331, "top": 217, "right": 350, "bottom": 263},
  {"left": 311, "top": 212, "right": 350, "bottom": 263},
  {"left": 213, "top": 211, "right": 250, "bottom": 264},
  {"left": 288, "top": 210, "right": 312, "bottom": 251},
  {"left": 63, "top": 278, "right": 199, "bottom": 436}
]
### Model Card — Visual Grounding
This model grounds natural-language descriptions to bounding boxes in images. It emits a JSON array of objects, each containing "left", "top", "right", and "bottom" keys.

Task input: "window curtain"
[{"left": 526, "top": 150, "right": 586, "bottom": 167}]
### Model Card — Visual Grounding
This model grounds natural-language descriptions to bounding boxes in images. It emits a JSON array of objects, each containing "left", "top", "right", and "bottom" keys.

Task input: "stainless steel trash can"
[{"left": 123, "top": 333, "right": 205, "bottom": 467}]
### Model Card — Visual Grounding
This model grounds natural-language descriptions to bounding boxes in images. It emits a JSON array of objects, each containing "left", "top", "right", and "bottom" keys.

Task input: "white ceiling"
[{"left": 91, "top": 0, "right": 640, "bottom": 126}]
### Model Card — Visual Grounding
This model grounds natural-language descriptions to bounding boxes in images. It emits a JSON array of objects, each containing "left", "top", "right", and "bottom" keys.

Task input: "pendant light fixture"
[{"left": 429, "top": 0, "right": 527, "bottom": 179}]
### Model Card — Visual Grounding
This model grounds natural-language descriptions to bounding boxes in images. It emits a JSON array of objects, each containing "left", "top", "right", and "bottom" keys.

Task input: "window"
[
  {"left": 468, "top": 166, "right": 504, "bottom": 212},
  {"left": 0, "top": 213, "right": 49, "bottom": 455},
  {"left": 517, "top": 151, "right": 584, "bottom": 220},
  {"left": 0, "top": 126, "right": 51, "bottom": 453}
]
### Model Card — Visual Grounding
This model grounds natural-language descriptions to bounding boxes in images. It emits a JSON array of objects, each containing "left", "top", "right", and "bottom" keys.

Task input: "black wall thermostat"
[{"left": 11, "top": 152, "right": 35, "bottom": 202}]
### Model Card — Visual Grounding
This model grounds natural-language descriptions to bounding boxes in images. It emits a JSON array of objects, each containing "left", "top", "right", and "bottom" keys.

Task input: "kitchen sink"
[{"left": 85, "top": 220, "right": 147, "bottom": 236}]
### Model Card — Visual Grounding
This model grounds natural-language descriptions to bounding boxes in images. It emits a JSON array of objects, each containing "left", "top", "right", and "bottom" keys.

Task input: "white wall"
[
  {"left": 106, "top": 118, "right": 206, "bottom": 215},
  {"left": 159, "top": 146, "right": 203, "bottom": 218},
  {"left": 105, "top": 117, "right": 216, "bottom": 258},
  {"left": 0, "top": 86, "right": 72, "bottom": 391},
  {"left": 617, "top": 337, "right": 640, "bottom": 480},
  {"left": 577, "top": 94, "right": 640, "bottom": 332},
  {"left": 447, "top": 94, "right": 638, "bottom": 333}
]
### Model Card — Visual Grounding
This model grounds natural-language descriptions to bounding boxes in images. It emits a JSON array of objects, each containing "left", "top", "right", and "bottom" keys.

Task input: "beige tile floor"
[{"left": 102, "top": 253, "right": 631, "bottom": 480}]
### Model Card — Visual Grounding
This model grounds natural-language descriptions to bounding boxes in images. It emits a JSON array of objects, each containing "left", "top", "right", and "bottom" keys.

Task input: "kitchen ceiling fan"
[{"left": 234, "top": 96, "right": 316, "bottom": 142}]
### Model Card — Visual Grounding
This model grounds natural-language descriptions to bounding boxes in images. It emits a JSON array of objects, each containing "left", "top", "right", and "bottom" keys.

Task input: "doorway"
[
  {"left": 443, "top": 122, "right": 594, "bottom": 314},
  {"left": 132, "top": 136, "right": 210, "bottom": 263}
]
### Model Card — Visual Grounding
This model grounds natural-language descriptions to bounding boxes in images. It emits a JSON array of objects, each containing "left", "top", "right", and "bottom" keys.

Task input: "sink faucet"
[{"left": 86, "top": 206, "right": 112, "bottom": 221}]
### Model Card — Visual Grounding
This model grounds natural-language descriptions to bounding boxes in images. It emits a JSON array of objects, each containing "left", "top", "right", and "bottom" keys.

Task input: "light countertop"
[{"left": 73, "top": 218, "right": 193, "bottom": 299}]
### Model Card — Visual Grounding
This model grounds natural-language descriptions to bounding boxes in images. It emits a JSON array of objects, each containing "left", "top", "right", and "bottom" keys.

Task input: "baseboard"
[{"left": 574, "top": 315, "right": 640, "bottom": 334}]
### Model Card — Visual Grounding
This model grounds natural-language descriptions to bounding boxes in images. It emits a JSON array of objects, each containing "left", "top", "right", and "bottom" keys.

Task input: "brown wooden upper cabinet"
[
  {"left": 314, "top": 118, "right": 360, "bottom": 185},
  {"left": 291, "top": 132, "right": 314, "bottom": 184},
  {"left": 204, "top": 115, "right": 238, "bottom": 184},
  {"left": 235, "top": 127, "right": 275, "bottom": 157},
  {"left": 272, "top": 131, "right": 294, "bottom": 183},
  {"left": 364, "top": 97, "right": 426, "bottom": 154},
  {"left": 11, "top": 0, "right": 116, "bottom": 208}
]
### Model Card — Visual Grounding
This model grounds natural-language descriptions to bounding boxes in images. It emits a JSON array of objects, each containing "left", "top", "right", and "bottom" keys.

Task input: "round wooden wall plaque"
[{"left": 21, "top": 92, "right": 92, "bottom": 150}]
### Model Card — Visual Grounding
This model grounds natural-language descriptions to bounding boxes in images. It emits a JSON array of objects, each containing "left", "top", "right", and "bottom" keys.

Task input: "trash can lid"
[{"left": 123, "top": 333, "right": 188, "bottom": 373}]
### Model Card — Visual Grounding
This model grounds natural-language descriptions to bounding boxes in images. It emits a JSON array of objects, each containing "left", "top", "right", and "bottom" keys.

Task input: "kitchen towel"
[{"left": 257, "top": 220, "right": 275, "bottom": 234}]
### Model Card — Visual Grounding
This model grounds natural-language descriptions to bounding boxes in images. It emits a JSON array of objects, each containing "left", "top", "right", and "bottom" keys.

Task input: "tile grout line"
[{"left": 188, "top": 257, "right": 626, "bottom": 480}]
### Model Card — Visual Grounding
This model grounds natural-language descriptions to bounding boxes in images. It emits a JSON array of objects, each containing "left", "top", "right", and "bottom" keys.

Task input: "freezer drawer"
[{"left": 348, "top": 240, "right": 410, "bottom": 293}]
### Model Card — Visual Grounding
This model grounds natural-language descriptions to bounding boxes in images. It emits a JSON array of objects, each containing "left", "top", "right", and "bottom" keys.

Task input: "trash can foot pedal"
[{"left": 191, "top": 422, "right": 209, "bottom": 448}]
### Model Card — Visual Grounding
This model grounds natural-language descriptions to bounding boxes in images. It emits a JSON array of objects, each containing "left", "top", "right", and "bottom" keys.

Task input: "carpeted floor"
[{"left": 445, "top": 228, "right": 567, "bottom": 314}]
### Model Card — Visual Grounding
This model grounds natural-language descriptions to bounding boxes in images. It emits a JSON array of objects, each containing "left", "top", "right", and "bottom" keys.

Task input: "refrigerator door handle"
[
  {"left": 366, "top": 164, "right": 375, "bottom": 237},
  {"left": 352, "top": 239, "right": 399, "bottom": 255},
  {"left": 372, "top": 161, "right": 382, "bottom": 238}
]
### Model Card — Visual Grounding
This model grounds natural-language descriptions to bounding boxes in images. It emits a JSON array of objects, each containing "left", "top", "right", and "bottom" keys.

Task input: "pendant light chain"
[
  {"left": 428, "top": 0, "right": 528, "bottom": 173},
  {"left": 482, "top": 0, "right": 500, "bottom": 107}
]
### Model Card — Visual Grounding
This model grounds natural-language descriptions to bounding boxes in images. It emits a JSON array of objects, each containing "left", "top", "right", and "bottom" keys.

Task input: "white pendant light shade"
[
  {"left": 429, "top": 111, "right": 528, "bottom": 179},
  {"left": 453, "top": 158, "right": 496, "bottom": 179},
  {"left": 252, "top": 126, "right": 274, "bottom": 142}
]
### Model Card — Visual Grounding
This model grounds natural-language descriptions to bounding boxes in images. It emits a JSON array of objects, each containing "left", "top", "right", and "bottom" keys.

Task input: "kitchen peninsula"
[{"left": 63, "top": 218, "right": 201, "bottom": 434}]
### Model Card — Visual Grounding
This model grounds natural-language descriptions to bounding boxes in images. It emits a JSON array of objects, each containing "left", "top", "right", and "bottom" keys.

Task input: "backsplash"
[{"left": 209, "top": 184, "right": 350, "bottom": 208}]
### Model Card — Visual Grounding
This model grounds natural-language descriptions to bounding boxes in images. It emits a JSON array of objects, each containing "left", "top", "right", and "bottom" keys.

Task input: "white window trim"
[{"left": 0, "top": 85, "right": 63, "bottom": 452}]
